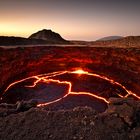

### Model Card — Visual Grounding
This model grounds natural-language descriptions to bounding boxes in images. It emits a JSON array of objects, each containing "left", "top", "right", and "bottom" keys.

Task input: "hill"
[{"left": 29, "top": 29, "right": 68, "bottom": 44}]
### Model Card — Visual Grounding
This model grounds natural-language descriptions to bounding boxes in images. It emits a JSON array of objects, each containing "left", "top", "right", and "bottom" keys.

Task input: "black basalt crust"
[{"left": 0, "top": 98, "right": 140, "bottom": 140}]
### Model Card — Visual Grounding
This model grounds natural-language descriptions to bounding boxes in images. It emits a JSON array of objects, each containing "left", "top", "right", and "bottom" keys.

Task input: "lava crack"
[{"left": 2, "top": 69, "right": 140, "bottom": 107}]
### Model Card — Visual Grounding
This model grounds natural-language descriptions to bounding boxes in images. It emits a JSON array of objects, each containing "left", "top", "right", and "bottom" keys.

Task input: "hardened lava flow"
[{"left": 1, "top": 69, "right": 140, "bottom": 107}]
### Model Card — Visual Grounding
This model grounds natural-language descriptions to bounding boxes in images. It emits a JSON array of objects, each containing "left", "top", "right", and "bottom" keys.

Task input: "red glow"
[{"left": 3, "top": 69, "right": 140, "bottom": 107}]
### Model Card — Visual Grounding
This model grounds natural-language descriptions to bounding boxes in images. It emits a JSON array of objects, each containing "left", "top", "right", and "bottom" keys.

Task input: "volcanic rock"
[
  {"left": 0, "top": 100, "right": 38, "bottom": 117},
  {"left": 0, "top": 98, "right": 140, "bottom": 139},
  {"left": 16, "top": 99, "right": 38, "bottom": 112},
  {"left": 105, "top": 98, "right": 135, "bottom": 126}
]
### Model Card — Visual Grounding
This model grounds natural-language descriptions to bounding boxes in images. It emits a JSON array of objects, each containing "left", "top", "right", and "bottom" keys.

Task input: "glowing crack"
[{"left": 2, "top": 69, "right": 140, "bottom": 107}]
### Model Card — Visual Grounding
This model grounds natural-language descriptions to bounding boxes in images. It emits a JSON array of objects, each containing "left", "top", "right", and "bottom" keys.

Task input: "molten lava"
[
  {"left": 71, "top": 69, "right": 89, "bottom": 74},
  {"left": 2, "top": 69, "right": 140, "bottom": 107}
]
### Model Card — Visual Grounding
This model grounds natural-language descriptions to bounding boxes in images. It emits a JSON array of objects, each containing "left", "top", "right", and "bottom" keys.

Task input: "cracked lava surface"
[{"left": 1, "top": 69, "right": 140, "bottom": 112}]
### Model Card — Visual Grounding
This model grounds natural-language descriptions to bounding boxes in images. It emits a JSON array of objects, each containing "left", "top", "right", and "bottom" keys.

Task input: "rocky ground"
[{"left": 0, "top": 98, "right": 140, "bottom": 140}]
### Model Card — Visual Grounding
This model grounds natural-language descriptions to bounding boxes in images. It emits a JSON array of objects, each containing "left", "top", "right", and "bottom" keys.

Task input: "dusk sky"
[{"left": 0, "top": 0, "right": 140, "bottom": 40}]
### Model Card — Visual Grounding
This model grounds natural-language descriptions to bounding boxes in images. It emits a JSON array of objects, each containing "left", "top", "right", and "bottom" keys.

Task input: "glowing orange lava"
[
  {"left": 2, "top": 69, "right": 140, "bottom": 107},
  {"left": 71, "top": 69, "right": 88, "bottom": 74}
]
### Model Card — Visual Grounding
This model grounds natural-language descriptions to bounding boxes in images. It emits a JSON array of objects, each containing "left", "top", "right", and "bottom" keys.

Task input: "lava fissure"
[{"left": 2, "top": 69, "right": 140, "bottom": 107}]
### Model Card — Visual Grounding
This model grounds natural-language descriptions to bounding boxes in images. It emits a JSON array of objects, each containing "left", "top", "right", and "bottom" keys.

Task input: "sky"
[{"left": 0, "top": 0, "right": 140, "bottom": 41}]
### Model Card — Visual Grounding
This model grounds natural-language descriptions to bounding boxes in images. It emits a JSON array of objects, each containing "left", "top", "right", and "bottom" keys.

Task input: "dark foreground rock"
[{"left": 0, "top": 98, "right": 140, "bottom": 140}]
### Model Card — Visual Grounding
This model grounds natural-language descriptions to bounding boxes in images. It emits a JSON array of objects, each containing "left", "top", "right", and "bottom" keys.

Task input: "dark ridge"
[{"left": 0, "top": 36, "right": 48, "bottom": 46}]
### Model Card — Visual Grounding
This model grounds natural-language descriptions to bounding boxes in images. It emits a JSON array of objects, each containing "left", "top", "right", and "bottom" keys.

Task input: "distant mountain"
[
  {"left": 97, "top": 36, "right": 123, "bottom": 41},
  {"left": 29, "top": 29, "right": 68, "bottom": 44},
  {"left": 91, "top": 36, "right": 140, "bottom": 48}
]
